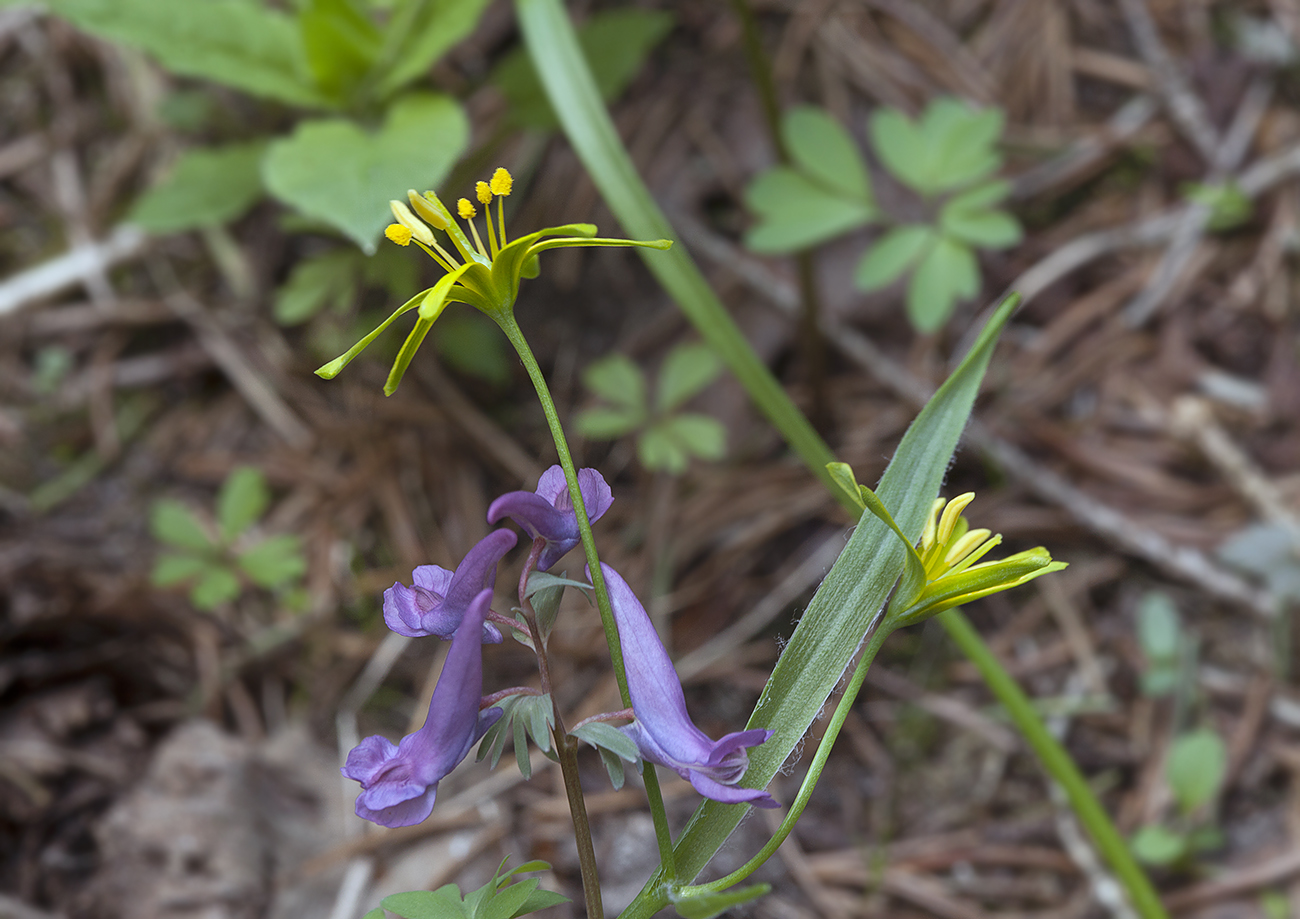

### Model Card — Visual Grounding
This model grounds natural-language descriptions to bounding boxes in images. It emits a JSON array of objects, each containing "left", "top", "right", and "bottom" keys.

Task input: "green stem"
[
  {"left": 494, "top": 310, "right": 678, "bottom": 882},
  {"left": 679, "top": 621, "right": 896, "bottom": 895},
  {"left": 939, "top": 608, "right": 1168, "bottom": 919}
]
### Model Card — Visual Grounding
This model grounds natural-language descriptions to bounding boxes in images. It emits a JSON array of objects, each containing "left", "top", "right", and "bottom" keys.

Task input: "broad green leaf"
[
  {"left": 374, "top": 0, "right": 495, "bottom": 100},
  {"left": 906, "top": 237, "right": 979, "bottom": 333},
  {"left": 382, "top": 886, "right": 466, "bottom": 919},
  {"left": 939, "top": 204, "right": 1021, "bottom": 249},
  {"left": 1137, "top": 592, "right": 1181, "bottom": 662},
  {"left": 582, "top": 353, "right": 646, "bottom": 411},
  {"left": 575, "top": 407, "right": 643, "bottom": 440},
  {"left": 656, "top": 343, "right": 722, "bottom": 412},
  {"left": 508, "top": 888, "right": 569, "bottom": 917},
  {"left": 1167, "top": 729, "right": 1226, "bottom": 814},
  {"left": 127, "top": 142, "right": 265, "bottom": 233},
  {"left": 151, "top": 499, "right": 214, "bottom": 551},
  {"left": 237, "top": 535, "right": 306, "bottom": 589},
  {"left": 479, "top": 879, "right": 538, "bottom": 919},
  {"left": 782, "top": 106, "right": 870, "bottom": 199},
  {"left": 192, "top": 566, "right": 241, "bottom": 610},
  {"left": 494, "top": 9, "right": 674, "bottom": 130},
  {"left": 362, "top": 910, "right": 385, "bottom": 919},
  {"left": 1131, "top": 825, "right": 1187, "bottom": 866},
  {"left": 217, "top": 466, "right": 270, "bottom": 542},
  {"left": 744, "top": 167, "right": 875, "bottom": 253},
  {"left": 664, "top": 413, "right": 726, "bottom": 461},
  {"left": 854, "top": 224, "right": 935, "bottom": 291},
  {"left": 300, "top": 0, "right": 381, "bottom": 103},
  {"left": 274, "top": 250, "right": 360, "bottom": 325},
  {"left": 262, "top": 92, "right": 467, "bottom": 252},
  {"left": 151, "top": 553, "right": 212, "bottom": 587},
  {"left": 669, "top": 883, "right": 770, "bottom": 919},
  {"left": 571, "top": 721, "right": 640, "bottom": 762},
  {"left": 638, "top": 425, "right": 688, "bottom": 474},
  {"left": 46, "top": 0, "right": 329, "bottom": 108}
]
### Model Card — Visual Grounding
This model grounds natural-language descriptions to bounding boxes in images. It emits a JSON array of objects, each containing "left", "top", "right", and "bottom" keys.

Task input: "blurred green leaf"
[
  {"left": 1167, "top": 728, "right": 1226, "bottom": 814},
  {"left": 435, "top": 312, "right": 512, "bottom": 388},
  {"left": 1131, "top": 825, "right": 1187, "bottom": 866},
  {"left": 300, "top": 0, "right": 381, "bottom": 103},
  {"left": 743, "top": 167, "right": 875, "bottom": 253},
  {"left": 262, "top": 92, "right": 468, "bottom": 252},
  {"left": 575, "top": 406, "right": 643, "bottom": 440},
  {"left": 907, "top": 236, "right": 979, "bottom": 332},
  {"left": 494, "top": 9, "right": 674, "bottom": 129},
  {"left": 361, "top": 909, "right": 385, "bottom": 919},
  {"left": 374, "top": 0, "right": 495, "bottom": 100},
  {"left": 656, "top": 342, "right": 721, "bottom": 412},
  {"left": 870, "top": 98, "right": 1003, "bottom": 196},
  {"left": 664, "top": 413, "right": 726, "bottom": 461},
  {"left": 854, "top": 224, "right": 935, "bottom": 291},
  {"left": 382, "top": 886, "right": 466, "bottom": 919},
  {"left": 571, "top": 720, "right": 640, "bottom": 762},
  {"left": 128, "top": 142, "right": 265, "bottom": 233},
  {"left": 1184, "top": 180, "right": 1253, "bottom": 231},
  {"left": 480, "top": 880, "right": 538, "bottom": 919},
  {"left": 151, "top": 500, "right": 215, "bottom": 551},
  {"left": 1137, "top": 592, "right": 1182, "bottom": 662},
  {"left": 669, "top": 884, "right": 770, "bottom": 919},
  {"left": 192, "top": 566, "right": 241, "bottom": 609},
  {"left": 782, "top": 106, "right": 870, "bottom": 199},
  {"left": 582, "top": 353, "right": 646, "bottom": 411},
  {"left": 274, "top": 250, "right": 361, "bottom": 325},
  {"left": 45, "top": 0, "right": 329, "bottom": 108},
  {"left": 31, "top": 346, "right": 73, "bottom": 395},
  {"left": 217, "top": 466, "right": 270, "bottom": 542},
  {"left": 237, "top": 535, "right": 306, "bottom": 589},
  {"left": 939, "top": 191, "right": 1021, "bottom": 249},
  {"left": 151, "top": 553, "right": 212, "bottom": 587},
  {"left": 637, "top": 425, "right": 687, "bottom": 474}
]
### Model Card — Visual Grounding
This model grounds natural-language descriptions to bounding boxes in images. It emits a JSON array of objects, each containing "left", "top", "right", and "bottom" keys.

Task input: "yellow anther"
[
  {"left": 944, "top": 528, "right": 992, "bottom": 567},
  {"left": 490, "top": 167, "right": 513, "bottom": 197},
  {"left": 407, "top": 190, "right": 450, "bottom": 230},
  {"left": 935, "top": 492, "right": 976, "bottom": 549},
  {"left": 476, "top": 181, "right": 493, "bottom": 205},
  {"left": 389, "top": 200, "right": 435, "bottom": 246},
  {"left": 457, "top": 198, "right": 477, "bottom": 219},
  {"left": 384, "top": 224, "right": 413, "bottom": 246}
]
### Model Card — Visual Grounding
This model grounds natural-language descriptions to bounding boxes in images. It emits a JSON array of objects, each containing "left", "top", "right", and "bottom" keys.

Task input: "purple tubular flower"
[
  {"left": 383, "top": 529, "right": 517, "bottom": 643},
  {"left": 343, "top": 589, "right": 503, "bottom": 827},
  {"left": 487, "top": 465, "right": 613, "bottom": 571},
  {"left": 596, "top": 562, "right": 778, "bottom": 808}
]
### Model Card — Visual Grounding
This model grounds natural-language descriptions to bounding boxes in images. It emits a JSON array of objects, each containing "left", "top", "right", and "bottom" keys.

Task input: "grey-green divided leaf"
[
  {"left": 744, "top": 168, "right": 875, "bottom": 253},
  {"left": 477, "top": 694, "right": 527, "bottom": 769},
  {"left": 1167, "top": 729, "right": 1226, "bottom": 814},
  {"left": 217, "top": 466, "right": 270, "bottom": 542},
  {"left": 670, "top": 883, "right": 771, "bottom": 919},
  {"left": 192, "top": 566, "right": 241, "bottom": 610},
  {"left": 907, "top": 236, "right": 979, "bottom": 333},
  {"left": 782, "top": 106, "right": 870, "bottom": 199},
  {"left": 660, "top": 294, "right": 1019, "bottom": 892},
  {"left": 151, "top": 500, "right": 215, "bottom": 552},
  {"left": 151, "top": 553, "right": 213, "bottom": 587},
  {"left": 374, "top": 0, "right": 495, "bottom": 100},
  {"left": 237, "top": 535, "right": 306, "bottom": 589},
  {"left": 127, "top": 142, "right": 265, "bottom": 233},
  {"left": 262, "top": 92, "right": 467, "bottom": 252},
  {"left": 571, "top": 721, "right": 640, "bottom": 762},
  {"left": 274, "top": 250, "right": 361, "bottom": 325},
  {"left": 854, "top": 224, "right": 935, "bottom": 291},
  {"left": 656, "top": 343, "right": 722, "bottom": 412},
  {"left": 382, "top": 885, "right": 466, "bottom": 919},
  {"left": 46, "top": 0, "right": 328, "bottom": 109},
  {"left": 582, "top": 353, "right": 646, "bottom": 411},
  {"left": 494, "top": 9, "right": 674, "bottom": 130},
  {"left": 299, "top": 0, "right": 381, "bottom": 103}
]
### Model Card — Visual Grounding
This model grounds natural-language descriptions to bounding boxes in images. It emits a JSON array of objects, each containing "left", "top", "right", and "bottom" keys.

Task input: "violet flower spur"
[
  {"left": 596, "top": 562, "right": 779, "bottom": 808},
  {"left": 383, "top": 529, "right": 516, "bottom": 643},
  {"left": 487, "top": 465, "right": 613, "bottom": 570},
  {"left": 342, "top": 589, "right": 503, "bottom": 827}
]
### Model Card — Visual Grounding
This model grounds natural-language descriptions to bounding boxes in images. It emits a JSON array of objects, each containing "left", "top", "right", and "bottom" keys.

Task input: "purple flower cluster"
[{"left": 342, "top": 465, "right": 774, "bottom": 828}]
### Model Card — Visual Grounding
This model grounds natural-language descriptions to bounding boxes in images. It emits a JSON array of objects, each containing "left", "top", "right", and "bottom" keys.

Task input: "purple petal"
[
  {"left": 487, "top": 491, "right": 573, "bottom": 545},
  {"left": 411, "top": 565, "right": 453, "bottom": 595},
  {"left": 534, "top": 465, "right": 568, "bottom": 506},
  {"left": 341, "top": 735, "right": 399, "bottom": 783},
  {"left": 688, "top": 771, "right": 779, "bottom": 809},
  {"left": 576, "top": 468, "right": 614, "bottom": 524},
  {"left": 382, "top": 582, "right": 436, "bottom": 637},
  {"left": 356, "top": 784, "right": 438, "bottom": 827},
  {"left": 705, "top": 729, "right": 774, "bottom": 766},
  {"left": 445, "top": 530, "right": 517, "bottom": 609}
]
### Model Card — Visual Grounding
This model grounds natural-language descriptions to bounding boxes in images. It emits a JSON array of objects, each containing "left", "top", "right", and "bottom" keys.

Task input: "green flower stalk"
[{"left": 314, "top": 167, "right": 671, "bottom": 394}]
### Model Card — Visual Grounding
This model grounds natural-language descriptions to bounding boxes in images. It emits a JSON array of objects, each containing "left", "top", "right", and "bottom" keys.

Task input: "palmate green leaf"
[
  {"left": 373, "top": 0, "right": 494, "bottom": 100},
  {"left": 870, "top": 99, "right": 1003, "bottom": 196},
  {"left": 493, "top": 8, "right": 674, "bottom": 130},
  {"left": 571, "top": 720, "right": 640, "bottom": 763},
  {"left": 300, "top": 0, "right": 381, "bottom": 104},
  {"left": 656, "top": 342, "right": 722, "bottom": 412},
  {"left": 127, "top": 142, "right": 265, "bottom": 233},
  {"left": 939, "top": 182, "right": 1021, "bottom": 249},
  {"left": 744, "top": 168, "right": 876, "bottom": 253},
  {"left": 782, "top": 106, "right": 870, "bottom": 199},
  {"left": 1167, "top": 729, "right": 1226, "bottom": 814},
  {"left": 151, "top": 499, "right": 215, "bottom": 552},
  {"left": 45, "top": 0, "right": 328, "bottom": 109},
  {"left": 274, "top": 250, "right": 361, "bottom": 326},
  {"left": 237, "top": 535, "right": 306, "bottom": 589},
  {"left": 669, "top": 883, "right": 770, "bottom": 919},
  {"left": 262, "top": 92, "right": 467, "bottom": 252},
  {"left": 191, "top": 565, "right": 241, "bottom": 610},
  {"left": 906, "top": 236, "right": 980, "bottom": 333},
  {"left": 217, "top": 466, "right": 270, "bottom": 542},
  {"left": 582, "top": 353, "right": 645, "bottom": 411},
  {"left": 854, "top": 224, "right": 935, "bottom": 291}
]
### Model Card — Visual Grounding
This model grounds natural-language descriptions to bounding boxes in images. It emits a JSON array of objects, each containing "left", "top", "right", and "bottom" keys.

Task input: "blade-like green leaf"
[
  {"left": 509, "top": 888, "right": 569, "bottom": 917},
  {"left": 854, "top": 224, "right": 935, "bottom": 291},
  {"left": 217, "top": 466, "right": 270, "bottom": 542},
  {"left": 151, "top": 499, "right": 215, "bottom": 552},
  {"left": 656, "top": 343, "right": 722, "bottom": 412},
  {"left": 782, "top": 106, "right": 870, "bottom": 199},
  {"left": 744, "top": 167, "right": 875, "bottom": 253},
  {"left": 262, "top": 92, "right": 467, "bottom": 252},
  {"left": 479, "top": 879, "right": 538, "bottom": 919},
  {"left": 46, "top": 0, "right": 329, "bottom": 108},
  {"left": 127, "top": 142, "right": 265, "bottom": 233}
]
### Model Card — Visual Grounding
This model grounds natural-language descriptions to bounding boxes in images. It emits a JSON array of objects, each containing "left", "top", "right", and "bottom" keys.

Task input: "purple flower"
[
  {"left": 383, "top": 529, "right": 517, "bottom": 643},
  {"left": 597, "top": 563, "right": 778, "bottom": 808},
  {"left": 343, "top": 589, "right": 503, "bottom": 827},
  {"left": 487, "top": 466, "right": 613, "bottom": 571}
]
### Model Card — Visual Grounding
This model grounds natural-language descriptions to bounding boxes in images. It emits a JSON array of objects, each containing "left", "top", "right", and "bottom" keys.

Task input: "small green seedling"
[
  {"left": 1130, "top": 727, "right": 1227, "bottom": 867},
  {"left": 150, "top": 466, "right": 307, "bottom": 611},
  {"left": 1136, "top": 591, "right": 1187, "bottom": 698},
  {"left": 576, "top": 342, "right": 726, "bottom": 474},
  {"left": 1182, "top": 181, "right": 1253, "bottom": 232},
  {"left": 365, "top": 857, "right": 568, "bottom": 919},
  {"left": 744, "top": 99, "right": 1020, "bottom": 332}
]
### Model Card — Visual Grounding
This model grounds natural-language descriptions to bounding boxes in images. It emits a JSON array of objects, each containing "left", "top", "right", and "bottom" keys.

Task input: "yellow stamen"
[
  {"left": 944, "top": 528, "right": 992, "bottom": 568},
  {"left": 389, "top": 200, "right": 435, "bottom": 246},
  {"left": 476, "top": 181, "right": 493, "bottom": 205},
  {"left": 936, "top": 492, "right": 976, "bottom": 550},
  {"left": 385, "top": 224, "right": 413, "bottom": 246},
  {"left": 457, "top": 198, "right": 477, "bottom": 219},
  {"left": 490, "top": 167, "right": 513, "bottom": 197},
  {"left": 407, "top": 189, "right": 450, "bottom": 230}
]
